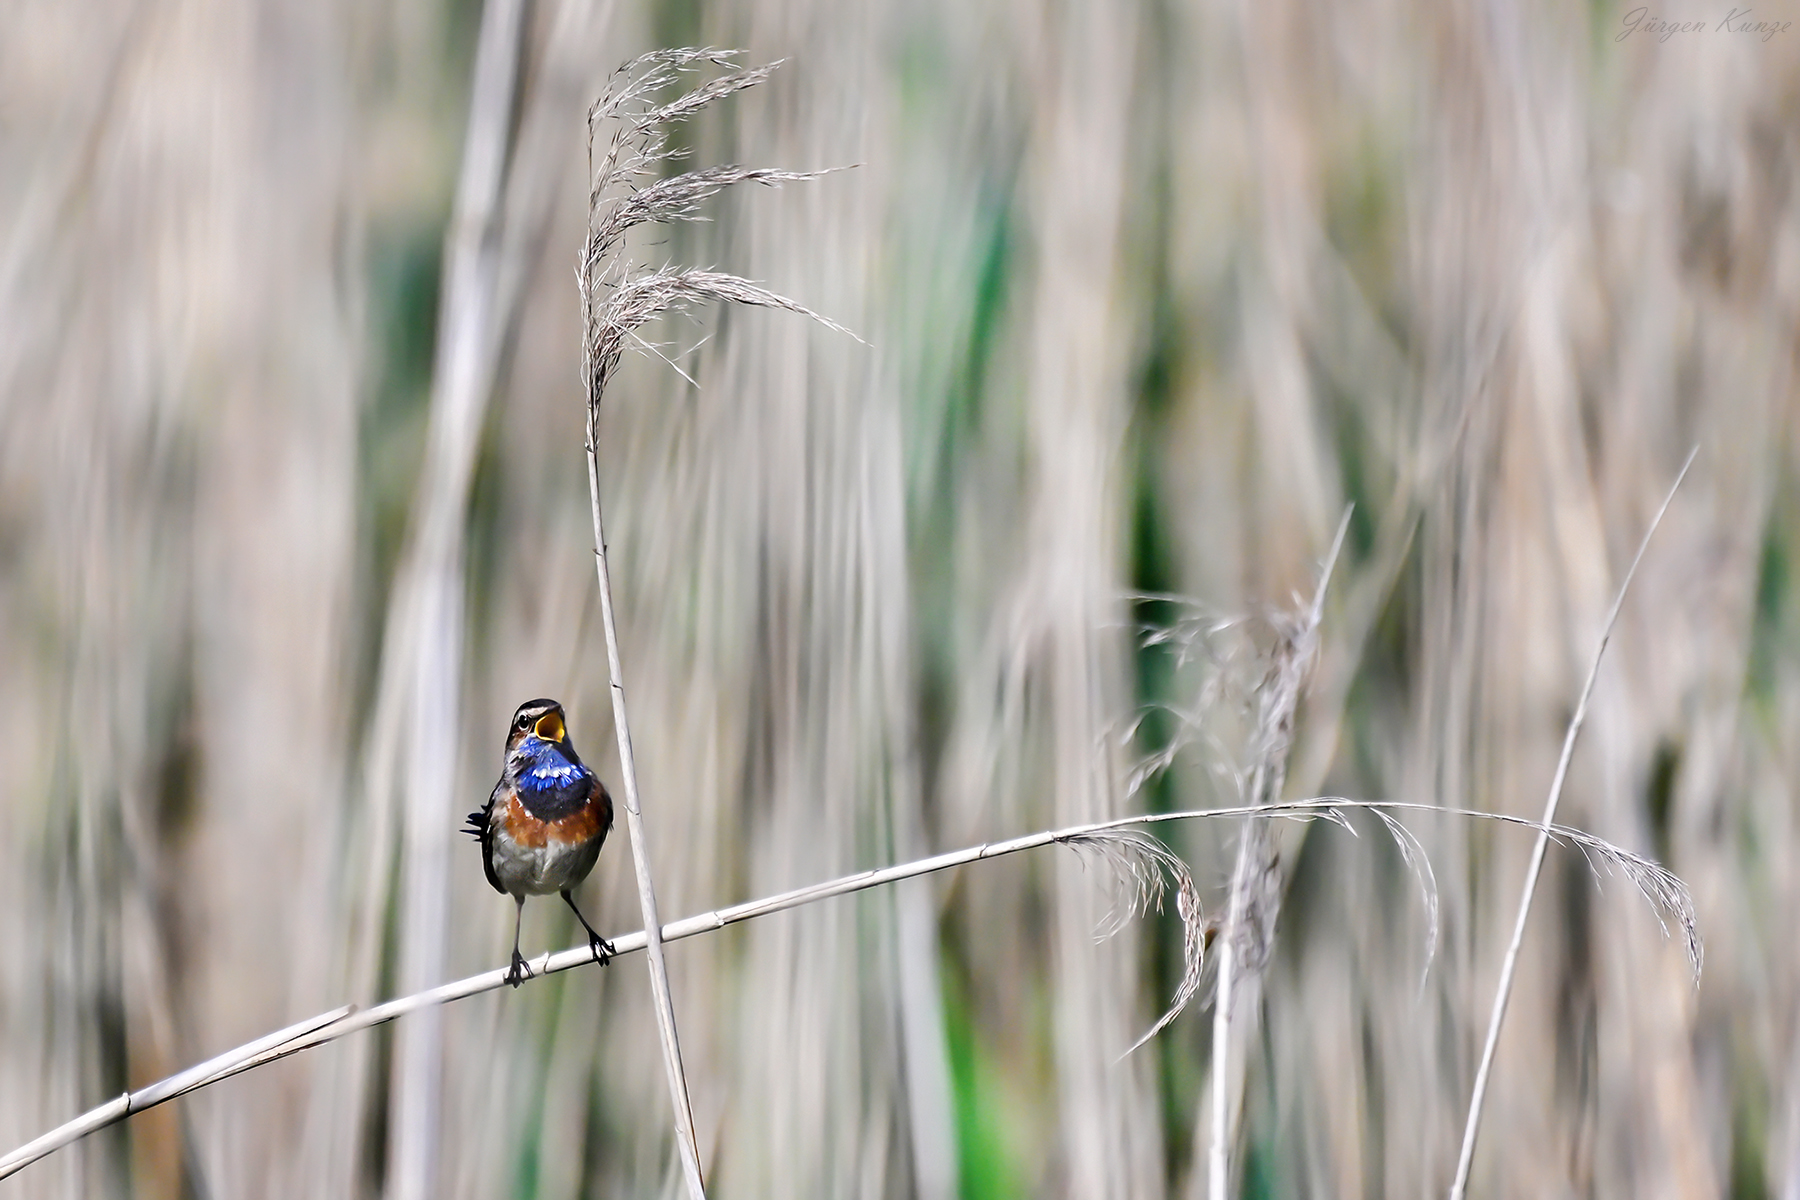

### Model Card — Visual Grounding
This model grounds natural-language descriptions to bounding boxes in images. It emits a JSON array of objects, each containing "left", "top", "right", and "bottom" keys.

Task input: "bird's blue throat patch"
[{"left": 518, "top": 739, "right": 588, "bottom": 793}]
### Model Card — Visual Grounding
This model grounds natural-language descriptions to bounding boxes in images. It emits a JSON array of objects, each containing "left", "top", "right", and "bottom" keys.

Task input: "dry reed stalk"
[
  {"left": 4, "top": 6, "right": 1785, "bottom": 1198},
  {"left": 300, "top": 6, "right": 613, "bottom": 1192},
  {"left": 380, "top": 7, "right": 532, "bottom": 1200},
  {"left": 0, "top": 1007, "right": 353, "bottom": 1183},
  {"left": 0, "top": 791, "right": 1699, "bottom": 1185},
  {"left": 577, "top": 49, "right": 853, "bottom": 1199},
  {"left": 1447, "top": 446, "right": 1697, "bottom": 1199},
  {"left": 584, "top": 465, "right": 708, "bottom": 1200},
  {"left": 1208, "top": 510, "right": 1350, "bottom": 1200}
]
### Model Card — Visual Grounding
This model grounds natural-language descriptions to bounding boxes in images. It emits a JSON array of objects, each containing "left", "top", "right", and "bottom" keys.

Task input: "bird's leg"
[
  {"left": 506, "top": 895, "right": 533, "bottom": 988},
  {"left": 562, "top": 890, "right": 615, "bottom": 966}
]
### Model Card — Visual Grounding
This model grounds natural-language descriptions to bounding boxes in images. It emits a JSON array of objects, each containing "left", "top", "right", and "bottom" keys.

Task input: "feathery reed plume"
[
  {"left": 0, "top": 792, "right": 1698, "bottom": 1185},
  {"left": 578, "top": 49, "right": 854, "bottom": 1200},
  {"left": 1209, "top": 509, "right": 1351, "bottom": 1200},
  {"left": 1363, "top": 805, "right": 1442, "bottom": 993},
  {"left": 1449, "top": 448, "right": 1697, "bottom": 1200},
  {"left": 581, "top": 49, "right": 854, "bottom": 411},
  {"left": 1120, "top": 600, "right": 1450, "bottom": 996},
  {"left": 1060, "top": 829, "right": 1207, "bottom": 1057},
  {"left": 1115, "top": 601, "right": 1254, "bottom": 804}
]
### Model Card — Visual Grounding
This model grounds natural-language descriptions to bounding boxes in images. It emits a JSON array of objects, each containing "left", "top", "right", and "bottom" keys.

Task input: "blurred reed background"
[{"left": 2, "top": 0, "right": 1798, "bottom": 1196}]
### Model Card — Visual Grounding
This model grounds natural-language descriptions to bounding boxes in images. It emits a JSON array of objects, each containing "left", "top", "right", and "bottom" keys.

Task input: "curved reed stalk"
[{"left": 0, "top": 796, "right": 1698, "bottom": 1185}]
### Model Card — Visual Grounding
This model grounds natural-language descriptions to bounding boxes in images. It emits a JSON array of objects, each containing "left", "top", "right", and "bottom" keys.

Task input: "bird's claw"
[
  {"left": 588, "top": 933, "right": 616, "bottom": 967},
  {"left": 506, "top": 950, "right": 535, "bottom": 989}
]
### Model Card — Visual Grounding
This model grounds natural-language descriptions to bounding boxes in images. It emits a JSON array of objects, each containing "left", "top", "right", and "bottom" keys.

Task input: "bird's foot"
[
  {"left": 587, "top": 932, "right": 616, "bottom": 967},
  {"left": 506, "top": 949, "right": 535, "bottom": 989}
]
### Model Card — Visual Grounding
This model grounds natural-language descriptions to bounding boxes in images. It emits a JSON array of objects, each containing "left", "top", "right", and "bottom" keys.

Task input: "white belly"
[{"left": 491, "top": 833, "right": 602, "bottom": 896}]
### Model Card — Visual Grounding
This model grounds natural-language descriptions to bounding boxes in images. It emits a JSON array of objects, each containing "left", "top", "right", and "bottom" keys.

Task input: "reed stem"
[{"left": 1447, "top": 447, "right": 1695, "bottom": 1200}]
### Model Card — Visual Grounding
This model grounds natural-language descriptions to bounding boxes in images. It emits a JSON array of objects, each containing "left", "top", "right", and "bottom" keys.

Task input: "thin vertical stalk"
[
  {"left": 585, "top": 407, "right": 707, "bottom": 1199},
  {"left": 387, "top": 3, "right": 527, "bottom": 1200},
  {"left": 1209, "top": 511, "right": 1350, "bottom": 1200},
  {"left": 1447, "top": 447, "right": 1695, "bottom": 1200},
  {"left": 574, "top": 51, "right": 856, "bottom": 1198},
  {"left": 1206, "top": 869, "right": 1242, "bottom": 1200}
]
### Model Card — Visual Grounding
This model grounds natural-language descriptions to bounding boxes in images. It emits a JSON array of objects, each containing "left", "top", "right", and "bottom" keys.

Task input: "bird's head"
[{"left": 506, "top": 698, "right": 572, "bottom": 755}]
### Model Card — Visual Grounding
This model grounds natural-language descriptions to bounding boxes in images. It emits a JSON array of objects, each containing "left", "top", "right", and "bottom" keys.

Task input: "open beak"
[{"left": 532, "top": 711, "right": 566, "bottom": 743}]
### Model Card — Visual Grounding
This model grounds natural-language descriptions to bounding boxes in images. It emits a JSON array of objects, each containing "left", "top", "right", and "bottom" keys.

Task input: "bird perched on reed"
[{"left": 465, "top": 698, "right": 615, "bottom": 987}]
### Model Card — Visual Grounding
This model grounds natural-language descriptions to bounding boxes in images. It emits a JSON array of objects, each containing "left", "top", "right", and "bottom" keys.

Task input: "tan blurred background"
[{"left": 3, "top": 0, "right": 1799, "bottom": 1196}]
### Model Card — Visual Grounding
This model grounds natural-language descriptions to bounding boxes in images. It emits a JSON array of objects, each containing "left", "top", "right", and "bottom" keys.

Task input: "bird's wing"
[{"left": 465, "top": 781, "right": 505, "bottom": 894}]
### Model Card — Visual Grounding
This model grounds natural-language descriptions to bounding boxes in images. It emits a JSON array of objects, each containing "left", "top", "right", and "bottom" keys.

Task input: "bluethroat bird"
[{"left": 465, "top": 698, "right": 615, "bottom": 987}]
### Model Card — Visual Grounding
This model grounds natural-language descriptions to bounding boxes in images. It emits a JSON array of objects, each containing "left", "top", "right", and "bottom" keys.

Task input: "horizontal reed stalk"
[{"left": 0, "top": 797, "right": 1697, "bottom": 1185}]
